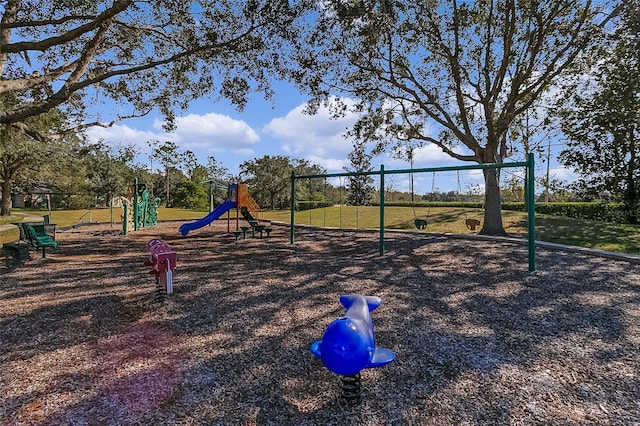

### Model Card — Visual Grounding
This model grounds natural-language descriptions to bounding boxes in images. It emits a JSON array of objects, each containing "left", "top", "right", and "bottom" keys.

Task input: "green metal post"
[
  {"left": 133, "top": 178, "right": 139, "bottom": 231},
  {"left": 527, "top": 153, "right": 536, "bottom": 271},
  {"left": 524, "top": 167, "right": 529, "bottom": 213},
  {"left": 379, "top": 164, "right": 385, "bottom": 256},
  {"left": 110, "top": 198, "right": 113, "bottom": 227},
  {"left": 123, "top": 203, "right": 128, "bottom": 236},
  {"left": 290, "top": 171, "right": 295, "bottom": 244}
]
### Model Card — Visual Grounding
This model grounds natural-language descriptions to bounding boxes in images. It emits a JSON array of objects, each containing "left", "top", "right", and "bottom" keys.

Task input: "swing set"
[
  {"left": 290, "top": 154, "right": 537, "bottom": 272},
  {"left": 299, "top": 176, "right": 346, "bottom": 228},
  {"left": 411, "top": 170, "right": 483, "bottom": 232}
]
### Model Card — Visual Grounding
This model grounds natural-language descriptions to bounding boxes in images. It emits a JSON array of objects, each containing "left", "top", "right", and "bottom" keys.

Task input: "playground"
[{"left": 2, "top": 220, "right": 640, "bottom": 424}]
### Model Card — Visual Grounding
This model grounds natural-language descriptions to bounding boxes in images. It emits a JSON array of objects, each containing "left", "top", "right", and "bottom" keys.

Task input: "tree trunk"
[
  {"left": 1, "top": 179, "right": 12, "bottom": 216},
  {"left": 479, "top": 168, "right": 507, "bottom": 236},
  {"left": 165, "top": 171, "right": 170, "bottom": 208}
]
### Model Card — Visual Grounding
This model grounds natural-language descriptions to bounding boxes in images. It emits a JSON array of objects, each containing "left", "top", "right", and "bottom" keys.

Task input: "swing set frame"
[{"left": 290, "top": 154, "right": 536, "bottom": 271}]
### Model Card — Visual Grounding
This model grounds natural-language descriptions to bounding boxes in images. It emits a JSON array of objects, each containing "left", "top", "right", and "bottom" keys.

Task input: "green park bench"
[
  {"left": 14, "top": 221, "right": 57, "bottom": 241},
  {"left": 21, "top": 223, "right": 58, "bottom": 258}
]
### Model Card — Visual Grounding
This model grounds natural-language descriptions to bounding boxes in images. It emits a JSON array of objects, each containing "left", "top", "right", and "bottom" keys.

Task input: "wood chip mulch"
[{"left": 1, "top": 221, "right": 640, "bottom": 425}]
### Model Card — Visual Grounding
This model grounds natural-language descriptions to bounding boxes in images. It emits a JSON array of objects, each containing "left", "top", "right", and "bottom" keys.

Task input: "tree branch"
[
  {"left": 388, "top": 105, "right": 472, "bottom": 161},
  {"left": 0, "top": 0, "right": 20, "bottom": 75},
  {"left": 1, "top": 0, "right": 132, "bottom": 54},
  {"left": 0, "top": 60, "right": 79, "bottom": 92},
  {"left": 9, "top": 122, "right": 54, "bottom": 143},
  {"left": 1, "top": 23, "right": 260, "bottom": 124},
  {"left": 1, "top": 15, "right": 97, "bottom": 29},
  {"left": 60, "top": 108, "right": 152, "bottom": 135}
]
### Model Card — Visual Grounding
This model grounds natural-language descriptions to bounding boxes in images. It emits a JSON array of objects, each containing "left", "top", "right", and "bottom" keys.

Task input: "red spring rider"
[{"left": 144, "top": 239, "right": 177, "bottom": 295}]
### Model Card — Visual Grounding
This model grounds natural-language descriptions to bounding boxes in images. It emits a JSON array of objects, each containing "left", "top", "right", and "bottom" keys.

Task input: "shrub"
[{"left": 503, "top": 202, "right": 630, "bottom": 224}]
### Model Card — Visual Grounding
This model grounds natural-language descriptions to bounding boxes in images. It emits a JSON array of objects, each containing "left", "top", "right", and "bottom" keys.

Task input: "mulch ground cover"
[{"left": 1, "top": 221, "right": 640, "bottom": 425}]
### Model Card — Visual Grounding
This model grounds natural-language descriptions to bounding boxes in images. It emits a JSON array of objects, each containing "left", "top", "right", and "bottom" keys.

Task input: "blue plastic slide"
[{"left": 179, "top": 199, "right": 236, "bottom": 236}]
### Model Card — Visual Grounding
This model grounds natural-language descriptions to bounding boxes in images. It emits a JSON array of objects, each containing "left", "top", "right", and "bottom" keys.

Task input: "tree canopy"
[
  {"left": 345, "top": 139, "right": 375, "bottom": 206},
  {"left": 240, "top": 155, "right": 325, "bottom": 210},
  {"left": 558, "top": 1, "right": 640, "bottom": 222},
  {"left": 83, "top": 142, "right": 136, "bottom": 207},
  {"left": 0, "top": 0, "right": 305, "bottom": 141},
  {"left": 291, "top": 0, "right": 621, "bottom": 235},
  {"left": 0, "top": 96, "right": 83, "bottom": 215}
]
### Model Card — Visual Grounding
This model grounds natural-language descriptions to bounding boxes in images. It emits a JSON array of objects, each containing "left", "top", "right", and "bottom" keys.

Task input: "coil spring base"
[
  {"left": 153, "top": 275, "right": 165, "bottom": 302},
  {"left": 339, "top": 373, "right": 362, "bottom": 406}
]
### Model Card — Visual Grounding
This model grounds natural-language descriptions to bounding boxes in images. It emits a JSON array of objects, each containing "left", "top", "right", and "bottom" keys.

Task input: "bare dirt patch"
[{"left": 1, "top": 221, "right": 640, "bottom": 425}]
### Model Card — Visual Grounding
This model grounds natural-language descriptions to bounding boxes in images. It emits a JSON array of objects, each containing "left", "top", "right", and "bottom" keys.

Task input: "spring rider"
[
  {"left": 311, "top": 294, "right": 396, "bottom": 405},
  {"left": 144, "top": 239, "right": 177, "bottom": 301}
]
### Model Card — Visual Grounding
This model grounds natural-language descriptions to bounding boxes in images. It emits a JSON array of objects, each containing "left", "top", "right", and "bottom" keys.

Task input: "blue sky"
[{"left": 86, "top": 78, "right": 575, "bottom": 195}]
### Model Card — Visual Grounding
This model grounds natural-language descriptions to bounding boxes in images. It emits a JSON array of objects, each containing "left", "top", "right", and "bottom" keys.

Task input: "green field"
[
  {"left": 3, "top": 206, "right": 640, "bottom": 255},
  {"left": 0, "top": 208, "right": 209, "bottom": 244},
  {"left": 264, "top": 206, "right": 508, "bottom": 234}
]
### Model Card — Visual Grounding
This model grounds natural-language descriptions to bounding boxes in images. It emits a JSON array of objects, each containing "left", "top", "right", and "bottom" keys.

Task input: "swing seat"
[
  {"left": 414, "top": 219, "right": 428, "bottom": 230},
  {"left": 465, "top": 218, "right": 481, "bottom": 231}
]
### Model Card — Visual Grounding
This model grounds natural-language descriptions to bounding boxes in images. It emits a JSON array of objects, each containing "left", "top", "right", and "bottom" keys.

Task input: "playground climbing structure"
[
  {"left": 116, "top": 178, "right": 161, "bottom": 235},
  {"left": 179, "top": 183, "right": 261, "bottom": 236}
]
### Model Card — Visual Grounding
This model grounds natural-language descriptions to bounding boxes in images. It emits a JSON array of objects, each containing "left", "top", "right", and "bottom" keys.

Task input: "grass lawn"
[
  {"left": 1, "top": 208, "right": 209, "bottom": 228},
  {"left": 0, "top": 208, "right": 211, "bottom": 244},
  {"left": 263, "top": 206, "right": 640, "bottom": 255},
  {"left": 2, "top": 206, "right": 639, "bottom": 255},
  {"left": 264, "top": 206, "right": 512, "bottom": 234},
  {"left": 534, "top": 215, "right": 640, "bottom": 254}
]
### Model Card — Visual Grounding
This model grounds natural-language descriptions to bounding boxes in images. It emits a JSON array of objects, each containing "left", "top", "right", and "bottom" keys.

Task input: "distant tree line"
[{"left": 1, "top": 127, "right": 585, "bottom": 217}]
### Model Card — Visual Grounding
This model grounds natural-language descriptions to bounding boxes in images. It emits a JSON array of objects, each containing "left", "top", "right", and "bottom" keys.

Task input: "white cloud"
[
  {"left": 263, "top": 97, "right": 478, "bottom": 174},
  {"left": 154, "top": 113, "right": 259, "bottom": 153},
  {"left": 382, "top": 143, "right": 469, "bottom": 170},
  {"left": 86, "top": 112, "right": 260, "bottom": 163},
  {"left": 549, "top": 166, "right": 578, "bottom": 183},
  {"left": 232, "top": 148, "right": 255, "bottom": 156},
  {"left": 263, "top": 98, "right": 359, "bottom": 172},
  {"left": 307, "top": 156, "right": 349, "bottom": 172},
  {"left": 85, "top": 124, "right": 163, "bottom": 153},
  {"left": 414, "top": 145, "right": 463, "bottom": 166}
]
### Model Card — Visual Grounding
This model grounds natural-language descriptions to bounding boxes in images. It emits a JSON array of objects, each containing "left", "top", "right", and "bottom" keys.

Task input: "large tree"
[
  {"left": 0, "top": 95, "right": 81, "bottom": 215},
  {"left": 173, "top": 152, "right": 209, "bottom": 210},
  {"left": 558, "top": 1, "right": 640, "bottom": 223},
  {"left": 345, "top": 139, "right": 375, "bottom": 206},
  {"left": 151, "top": 140, "right": 183, "bottom": 207},
  {"left": 0, "top": 0, "right": 305, "bottom": 141},
  {"left": 292, "top": 0, "right": 620, "bottom": 235},
  {"left": 83, "top": 142, "right": 136, "bottom": 207},
  {"left": 240, "top": 155, "right": 293, "bottom": 210},
  {"left": 240, "top": 155, "right": 326, "bottom": 210},
  {"left": 204, "top": 156, "right": 231, "bottom": 205},
  {"left": 292, "top": 157, "right": 326, "bottom": 203}
]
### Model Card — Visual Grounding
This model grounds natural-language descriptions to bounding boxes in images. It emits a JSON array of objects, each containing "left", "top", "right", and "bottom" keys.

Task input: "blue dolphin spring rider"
[{"left": 311, "top": 294, "right": 396, "bottom": 405}]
